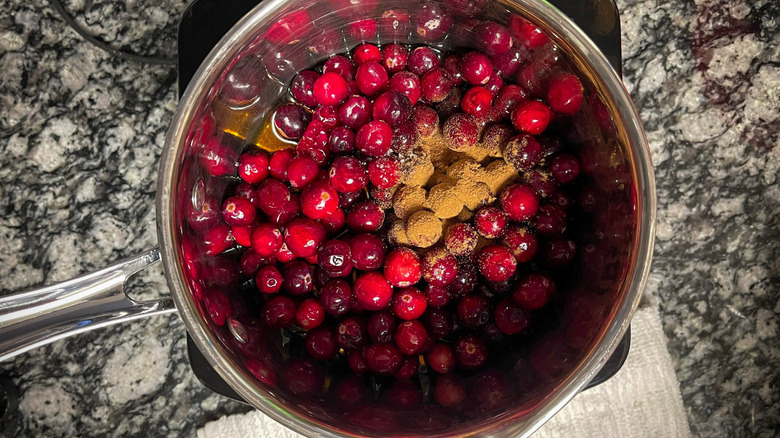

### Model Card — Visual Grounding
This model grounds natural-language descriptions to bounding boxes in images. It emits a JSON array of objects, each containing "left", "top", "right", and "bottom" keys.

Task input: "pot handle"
[{"left": 0, "top": 248, "right": 176, "bottom": 362}]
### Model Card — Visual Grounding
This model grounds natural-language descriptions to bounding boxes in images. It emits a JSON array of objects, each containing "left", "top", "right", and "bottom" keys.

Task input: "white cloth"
[{"left": 197, "top": 306, "right": 690, "bottom": 438}]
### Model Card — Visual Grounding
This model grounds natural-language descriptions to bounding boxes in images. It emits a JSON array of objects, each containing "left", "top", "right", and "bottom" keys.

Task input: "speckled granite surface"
[{"left": 0, "top": 0, "right": 777, "bottom": 436}]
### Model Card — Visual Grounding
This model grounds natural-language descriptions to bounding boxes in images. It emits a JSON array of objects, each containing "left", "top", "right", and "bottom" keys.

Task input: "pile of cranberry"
[{"left": 191, "top": 16, "right": 589, "bottom": 403}]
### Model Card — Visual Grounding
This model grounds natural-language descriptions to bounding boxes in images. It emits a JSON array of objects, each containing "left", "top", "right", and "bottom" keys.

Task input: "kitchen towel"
[{"left": 197, "top": 305, "right": 690, "bottom": 438}]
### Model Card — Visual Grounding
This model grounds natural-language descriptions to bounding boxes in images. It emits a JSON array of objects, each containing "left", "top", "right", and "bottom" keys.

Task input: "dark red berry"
[
  {"left": 238, "top": 149, "right": 270, "bottom": 184},
  {"left": 372, "top": 91, "right": 412, "bottom": 126},
  {"left": 424, "top": 284, "right": 450, "bottom": 308},
  {"left": 346, "top": 202, "right": 385, "bottom": 233},
  {"left": 347, "top": 350, "right": 369, "bottom": 374},
  {"left": 241, "top": 248, "right": 270, "bottom": 276},
  {"left": 305, "top": 325, "right": 337, "bottom": 360},
  {"left": 513, "top": 273, "right": 555, "bottom": 309},
  {"left": 282, "top": 260, "right": 314, "bottom": 295},
  {"left": 363, "top": 343, "right": 403, "bottom": 375},
  {"left": 427, "top": 343, "right": 455, "bottom": 374},
  {"left": 441, "top": 55, "right": 463, "bottom": 86},
  {"left": 336, "top": 316, "right": 369, "bottom": 350},
  {"left": 442, "top": 112, "right": 478, "bottom": 151},
  {"left": 368, "top": 156, "right": 400, "bottom": 189},
  {"left": 301, "top": 180, "right": 339, "bottom": 220},
  {"left": 356, "top": 120, "right": 393, "bottom": 156},
  {"left": 338, "top": 96, "right": 372, "bottom": 130},
  {"left": 257, "top": 178, "right": 291, "bottom": 214},
  {"left": 420, "top": 68, "right": 453, "bottom": 102},
  {"left": 317, "top": 239, "right": 353, "bottom": 277},
  {"left": 269, "top": 148, "right": 295, "bottom": 182},
  {"left": 503, "top": 134, "right": 543, "bottom": 171},
  {"left": 500, "top": 184, "right": 540, "bottom": 221},
  {"left": 383, "top": 247, "right": 422, "bottom": 287},
  {"left": 456, "top": 294, "right": 490, "bottom": 328},
  {"left": 329, "top": 156, "right": 368, "bottom": 193},
  {"left": 490, "top": 46, "right": 525, "bottom": 79},
  {"left": 347, "top": 18, "right": 378, "bottom": 41},
  {"left": 454, "top": 334, "right": 488, "bottom": 369},
  {"left": 394, "top": 320, "right": 429, "bottom": 355},
  {"left": 389, "top": 71, "right": 421, "bottom": 105},
  {"left": 296, "top": 298, "right": 325, "bottom": 330},
  {"left": 411, "top": 103, "right": 439, "bottom": 137},
  {"left": 338, "top": 189, "right": 366, "bottom": 210},
  {"left": 461, "top": 51, "right": 493, "bottom": 85},
  {"left": 353, "top": 43, "right": 381, "bottom": 65},
  {"left": 283, "top": 217, "right": 326, "bottom": 258},
  {"left": 313, "top": 72, "right": 350, "bottom": 106},
  {"left": 391, "top": 362, "right": 419, "bottom": 384},
  {"left": 283, "top": 357, "right": 323, "bottom": 395},
  {"left": 474, "top": 21, "right": 512, "bottom": 56},
  {"left": 368, "top": 310, "right": 396, "bottom": 344},
  {"left": 448, "top": 261, "right": 478, "bottom": 297},
  {"left": 313, "top": 105, "right": 340, "bottom": 130},
  {"left": 444, "top": 223, "right": 479, "bottom": 257},
  {"left": 256, "top": 264, "right": 283, "bottom": 294},
  {"left": 534, "top": 204, "right": 567, "bottom": 237},
  {"left": 286, "top": 155, "right": 320, "bottom": 189},
  {"left": 221, "top": 196, "right": 256, "bottom": 227},
  {"left": 291, "top": 70, "right": 320, "bottom": 107},
  {"left": 261, "top": 295, "right": 296, "bottom": 328},
  {"left": 407, "top": 46, "right": 439, "bottom": 76},
  {"left": 502, "top": 226, "right": 539, "bottom": 263},
  {"left": 354, "top": 271, "right": 393, "bottom": 311},
  {"left": 381, "top": 43, "right": 408, "bottom": 73},
  {"left": 187, "top": 194, "right": 221, "bottom": 233},
  {"left": 434, "top": 373, "right": 466, "bottom": 407},
  {"left": 327, "top": 126, "right": 356, "bottom": 153},
  {"left": 275, "top": 242, "right": 296, "bottom": 263},
  {"left": 391, "top": 122, "right": 418, "bottom": 152},
  {"left": 267, "top": 193, "right": 301, "bottom": 227},
  {"left": 423, "top": 308, "right": 454, "bottom": 339},
  {"left": 477, "top": 244, "right": 517, "bottom": 282},
  {"left": 549, "top": 153, "right": 581, "bottom": 184},
  {"left": 416, "top": 3, "right": 453, "bottom": 42},
  {"left": 392, "top": 287, "right": 427, "bottom": 320},
  {"left": 547, "top": 72, "right": 584, "bottom": 116},
  {"left": 356, "top": 61, "right": 389, "bottom": 97},
  {"left": 323, "top": 55, "right": 356, "bottom": 81},
  {"left": 474, "top": 206, "right": 508, "bottom": 239},
  {"left": 460, "top": 86, "right": 493, "bottom": 118},
  {"left": 319, "top": 278, "right": 353, "bottom": 316},
  {"left": 540, "top": 239, "right": 577, "bottom": 268},
  {"left": 511, "top": 100, "right": 551, "bottom": 135},
  {"left": 508, "top": 14, "right": 550, "bottom": 49},
  {"left": 202, "top": 223, "right": 233, "bottom": 255},
  {"left": 494, "top": 84, "right": 529, "bottom": 117},
  {"left": 421, "top": 247, "right": 459, "bottom": 287},
  {"left": 250, "top": 223, "right": 283, "bottom": 256},
  {"left": 200, "top": 137, "right": 237, "bottom": 177},
  {"left": 350, "top": 233, "right": 385, "bottom": 270},
  {"left": 204, "top": 290, "right": 233, "bottom": 326}
]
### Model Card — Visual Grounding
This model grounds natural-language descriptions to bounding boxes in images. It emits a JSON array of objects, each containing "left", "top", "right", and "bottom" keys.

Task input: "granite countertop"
[{"left": 0, "top": 0, "right": 777, "bottom": 436}]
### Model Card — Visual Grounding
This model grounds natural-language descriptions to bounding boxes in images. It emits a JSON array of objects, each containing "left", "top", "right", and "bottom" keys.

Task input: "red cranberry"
[
  {"left": 454, "top": 334, "right": 488, "bottom": 369},
  {"left": 345, "top": 201, "right": 384, "bottom": 233},
  {"left": 434, "top": 373, "right": 466, "bottom": 407},
  {"left": 356, "top": 61, "right": 389, "bottom": 97},
  {"left": 494, "top": 84, "right": 528, "bottom": 117},
  {"left": 187, "top": 194, "right": 221, "bottom": 233},
  {"left": 407, "top": 47, "right": 439, "bottom": 76},
  {"left": 261, "top": 295, "right": 296, "bottom": 328},
  {"left": 513, "top": 273, "right": 556, "bottom": 309},
  {"left": 500, "top": 184, "right": 540, "bottom": 221},
  {"left": 474, "top": 21, "right": 512, "bottom": 56},
  {"left": 283, "top": 217, "right": 326, "bottom": 258},
  {"left": 461, "top": 51, "right": 493, "bottom": 85},
  {"left": 391, "top": 122, "right": 418, "bottom": 153},
  {"left": 200, "top": 137, "right": 237, "bottom": 177},
  {"left": 372, "top": 91, "right": 412, "bottom": 126},
  {"left": 456, "top": 294, "right": 490, "bottom": 328},
  {"left": 477, "top": 244, "right": 517, "bottom": 282},
  {"left": 291, "top": 70, "right": 320, "bottom": 107},
  {"left": 347, "top": 349, "right": 369, "bottom": 374},
  {"left": 420, "top": 68, "right": 453, "bottom": 102},
  {"left": 486, "top": 72, "right": 505, "bottom": 97},
  {"left": 267, "top": 193, "right": 301, "bottom": 227},
  {"left": 348, "top": 18, "right": 378, "bottom": 41},
  {"left": 504, "top": 134, "right": 543, "bottom": 172},
  {"left": 460, "top": 86, "right": 493, "bottom": 118},
  {"left": 508, "top": 14, "right": 550, "bottom": 49},
  {"left": 380, "top": 43, "right": 408, "bottom": 73},
  {"left": 427, "top": 343, "right": 455, "bottom": 374},
  {"left": 240, "top": 249, "right": 270, "bottom": 276},
  {"left": 474, "top": 206, "right": 508, "bottom": 239},
  {"left": 256, "top": 264, "right": 283, "bottom": 294},
  {"left": 502, "top": 226, "right": 539, "bottom": 263},
  {"left": 424, "top": 284, "right": 450, "bottom": 308},
  {"left": 245, "top": 359, "right": 276, "bottom": 387},
  {"left": 525, "top": 168, "right": 556, "bottom": 199},
  {"left": 383, "top": 247, "right": 422, "bottom": 288},
  {"left": 238, "top": 149, "right": 270, "bottom": 184},
  {"left": 534, "top": 204, "right": 567, "bottom": 237},
  {"left": 327, "top": 126, "right": 356, "bottom": 153},
  {"left": 282, "top": 260, "right": 314, "bottom": 295},
  {"left": 547, "top": 72, "right": 584, "bottom": 116},
  {"left": 257, "top": 179, "right": 291, "bottom": 214},
  {"left": 283, "top": 357, "right": 323, "bottom": 395},
  {"left": 370, "top": 185, "right": 396, "bottom": 209},
  {"left": 296, "top": 298, "right": 325, "bottom": 330},
  {"left": 416, "top": 3, "right": 453, "bottom": 42},
  {"left": 221, "top": 196, "right": 256, "bottom": 227},
  {"left": 274, "top": 104, "right": 312, "bottom": 140},
  {"left": 202, "top": 223, "right": 234, "bottom": 256},
  {"left": 368, "top": 310, "right": 397, "bottom": 344},
  {"left": 422, "top": 247, "right": 459, "bottom": 287},
  {"left": 319, "top": 278, "right": 353, "bottom": 316},
  {"left": 286, "top": 155, "right": 319, "bottom": 189},
  {"left": 444, "top": 223, "right": 479, "bottom": 257},
  {"left": 323, "top": 55, "right": 356, "bottom": 81},
  {"left": 265, "top": 9, "right": 312, "bottom": 44},
  {"left": 442, "top": 0, "right": 487, "bottom": 17},
  {"left": 363, "top": 343, "right": 403, "bottom": 375},
  {"left": 378, "top": 9, "right": 411, "bottom": 40},
  {"left": 338, "top": 96, "right": 372, "bottom": 130},
  {"left": 249, "top": 223, "right": 282, "bottom": 257},
  {"left": 336, "top": 316, "right": 369, "bottom": 350},
  {"left": 356, "top": 120, "right": 393, "bottom": 156},
  {"left": 269, "top": 148, "right": 295, "bottom": 182},
  {"left": 442, "top": 112, "right": 478, "bottom": 151},
  {"left": 411, "top": 103, "right": 439, "bottom": 137},
  {"left": 389, "top": 71, "right": 421, "bottom": 105},
  {"left": 313, "top": 72, "right": 350, "bottom": 106},
  {"left": 317, "top": 239, "right": 353, "bottom": 277},
  {"left": 338, "top": 189, "right": 365, "bottom": 209},
  {"left": 392, "top": 287, "right": 427, "bottom": 320},
  {"left": 204, "top": 290, "right": 233, "bottom": 326},
  {"left": 540, "top": 239, "right": 576, "bottom": 268},
  {"left": 305, "top": 325, "right": 337, "bottom": 360},
  {"left": 549, "top": 153, "right": 581, "bottom": 184},
  {"left": 390, "top": 365, "right": 419, "bottom": 387},
  {"left": 301, "top": 180, "right": 339, "bottom": 220},
  {"left": 423, "top": 308, "right": 455, "bottom": 339},
  {"left": 441, "top": 55, "right": 463, "bottom": 86},
  {"left": 491, "top": 46, "right": 525, "bottom": 79},
  {"left": 354, "top": 271, "right": 393, "bottom": 311},
  {"left": 395, "top": 320, "right": 429, "bottom": 355},
  {"left": 511, "top": 100, "right": 551, "bottom": 135},
  {"left": 321, "top": 208, "right": 346, "bottom": 236},
  {"left": 448, "top": 261, "right": 478, "bottom": 297},
  {"left": 350, "top": 233, "right": 385, "bottom": 270},
  {"left": 353, "top": 43, "right": 381, "bottom": 65},
  {"left": 313, "top": 105, "right": 340, "bottom": 130},
  {"left": 368, "top": 156, "right": 400, "bottom": 189},
  {"left": 329, "top": 156, "right": 368, "bottom": 193},
  {"left": 275, "top": 242, "right": 296, "bottom": 263},
  {"left": 297, "top": 122, "right": 331, "bottom": 164}
]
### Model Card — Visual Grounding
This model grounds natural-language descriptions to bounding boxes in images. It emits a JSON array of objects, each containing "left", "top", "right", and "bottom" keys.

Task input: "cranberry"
[
  {"left": 202, "top": 223, "right": 234, "bottom": 255},
  {"left": 502, "top": 226, "right": 539, "bottom": 263},
  {"left": 356, "top": 120, "right": 393, "bottom": 156},
  {"left": 461, "top": 51, "right": 493, "bottom": 85},
  {"left": 245, "top": 359, "right": 276, "bottom": 387},
  {"left": 221, "top": 196, "right": 256, "bottom": 227},
  {"left": 423, "top": 308, "right": 454, "bottom": 339},
  {"left": 285, "top": 155, "right": 319, "bottom": 189},
  {"left": 305, "top": 325, "right": 337, "bottom": 360},
  {"left": 329, "top": 156, "right": 368, "bottom": 193},
  {"left": 334, "top": 374, "right": 369, "bottom": 404},
  {"left": 352, "top": 43, "right": 380, "bottom": 65},
  {"left": 290, "top": 70, "right": 320, "bottom": 107},
  {"left": 525, "top": 168, "right": 556, "bottom": 199},
  {"left": 187, "top": 194, "right": 221, "bottom": 233},
  {"left": 442, "top": 0, "right": 487, "bottom": 17},
  {"left": 540, "top": 239, "right": 577, "bottom": 268},
  {"left": 372, "top": 91, "right": 412, "bottom": 126},
  {"left": 534, "top": 204, "right": 567, "bottom": 237},
  {"left": 356, "top": 61, "right": 389, "bottom": 97},
  {"left": 203, "top": 290, "right": 233, "bottom": 326},
  {"left": 200, "top": 137, "right": 237, "bottom": 177},
  {"left": 448, "top": 261, "right": 478, "bottom": 297},
  {"left": 336, "top": 316, "right": 369, "bottom": 350},
  {"left": 474, "top": 21, "right": 512, "bottom": 56},
  {"left": 327, "top": 126, "right": 356, "bottom": 154},
  {"left": 350, "top": 233, "right": 385, "bottom": 270},
  {"left": 454, "top": 334, "right": 488, "bottom": 369},
  {"left": 282, "top": 260, "right": 314, "bottom": 295},
  {"left": 411, "top": 103, "right": 439, "bottom": 137},
  {"left": 389, "top": 71, "right": 421, "bottom": 105},
  {"left": 269, "top": 148, "right": 295, "bottom": 182},
  {"left": 460, "top": 86, "right": 493, "bottom": 118},
  {"left": 500, "top": 184, "right": 540, "bottom": 221},
  {"left": 313, "top": 105, "right": 340, "bottom": 130},
  {"left": 338, "top": 189, "right": 365, "bottom": 209},
  {"left": 313, "top": 72, "right": 350, "bottom": 106},
  {"left": 317, "top": 239, "right": 353, "bottom": 277},
  {"left": 546, "top": 72, "right": 584, "bottom": 115},
  {"left": 508, "top": 15, "right": 550, "bottom": 49},
  {"left": 389, "top": 369, "right": 419, "bottom": 391},
  {"left": 275, "top": 242, "right": 296, "bottom": 263},
  {"left": 298, "top": 123, "right": 331, "bottom": 164},
  {"left": 444, "top": 223, "right": 479, "bottom": 257},
  {"left": 424, "top": 284, "right": 450, "bottom": 308},
  {"left": 238, "top": 149, "right": 270, "bottom": 184},
  {"left": 301, "top": 180, "right": 339, "bottom": 220},
  {"left": 549, "top": 153, "right": 581, "bottom": 184},
  {"left": 383, "top": 247, "right": 422, "bottom": 288},
  {"left": 363, "top": 343, "right": 403, "bottom": 374},
  {"left": 283, "top": 357, "right": 323, "bottom": 395},
  {"left": 319, "top": 278, "right": 353, "bottom": 316},
  {"left": 378, "top": 9, "right": 411, "bottom": 40},
  {"left": 368, "top": 310, "right": 396, "bottom": 344},
  {"left": 261, "top": 295, "right": 296, "bottom": 328},
  {"left": 256, "top": 179, "right": 291, "bottom": 214},
  {"left": 422, "top": 247, "right": 459, "bottom": 287},
  {"left": 455, "top": 294, "right": 489, "bottom": 328},
  {"left": 420, "top": 68, "right": 453, "bottom": 102},
  {"left": 434, "top": 373, "right": 466, "bottom": 407},
  {"left": 347, "top": 350, "right": 369, "bottom": 374},
  {"left": 367, "top": 156, "right": 399, "bottom": 189},
  {"left": 370, "top": 185, "right": 396, "bottom": 209},
  {"left": 474, "top": 206, "right": 507, "bottom": 239},
  {"left": 256, "top": 264, "right": 283, "bottom": 294},
  {"left": 477, "top": 244, "right": 517, "bottom": 282},
  {"left": 442, "top": 112, "right": 478, "bottom": 151},
  {"left": 427, "top": 343, "right": 455, "bottom": 374},
  {"left": 392, "top": 287, "right": 427, "bottom": 320},
  {"left": 379, "top": 43, "right": 408, "bottom": 73},
  {"left": 344, "top": 202, "right": 383, "bottom": 233},
  {"left": 267, "top": 193, "right": 301, "bottom": 227},
  {"left": 416, "top": 3, "right": 454, "bottom": 42},
  {"left": 503, "top": 134, "right": 543, "bottom": 171},
  {"left": 323, "top": 208, "right": 348, "bottom": 236},
  {"left": 441, "top": 55, "right": 463, "bottom": 86},
  {"left": 391, "top": 122, "right": 418, "bottom": 152},
  {"left": 348, "top": 18, "right": 378, "bottom": 41},
  {"left": 513, "top": 273, "right": 556, "bottom": 309},
  {"left": 265, "top": 9, "right": 312, "bottom": 44},
  {"left": 283, "top": 217, "right": 326, "bottom": 258},
  {"left": 323, "top": 55, "right": 356, "bottom": 81},
  {"left": 354, "top": 271, "right": 393, "bottom": 311},
  {"left": 248, "top": 223, "right": 282, "bottom": 257},
  {"left": 395, "top": 320, "right": 429, "bottom": 355},
  {"left": 407, "top": 47, "right": 439, "bottom": 76},
  {"left": 338, "top": 96, "right": 371, "bottom": 131},
  {"left": 491, "top": 46, "right": 525, "bottom": 79},
  {"left": 511, "top": 100, "right": 551, "bottom": 135},
  {"left": 240, "top": 249, "right": 270, "bottom": 276},
  {"left": 296, "top": 298, "right": 325, "bottom": 330}
]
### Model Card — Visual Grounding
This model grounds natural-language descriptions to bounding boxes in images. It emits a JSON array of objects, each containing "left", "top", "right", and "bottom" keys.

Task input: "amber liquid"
[{"left": 210, "top": 96, "right": 296, "bottom": 153}]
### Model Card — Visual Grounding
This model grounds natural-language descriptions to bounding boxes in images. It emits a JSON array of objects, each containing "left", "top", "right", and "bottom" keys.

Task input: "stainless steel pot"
[{"left": 0, "top": 0, "right": 655, "bottom": 436}]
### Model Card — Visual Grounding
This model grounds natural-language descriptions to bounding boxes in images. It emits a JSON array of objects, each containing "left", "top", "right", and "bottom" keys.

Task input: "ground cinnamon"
[{"left": 405, "top": 210, "right": 442, "bottom": 248}]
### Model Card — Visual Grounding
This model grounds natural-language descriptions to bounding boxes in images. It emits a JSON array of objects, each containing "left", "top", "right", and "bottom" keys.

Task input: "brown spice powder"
[
  {"left": 425, "top": 182, "right": 464, "bottom": 219},
  {"left": 406, "top": 209, "right": 442, "bottom": 248},
  {"left": 388, "top": 219, "right": 411, "bottom": 246},
  {"left": 399, "top": 148, "right": 435, "bottom": 187},
  {"left": 478, "top": 159, "right": 520, "bottom": 194},
  {"left": 393, "top": 185, "right": 427, "bottom": 219}
]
